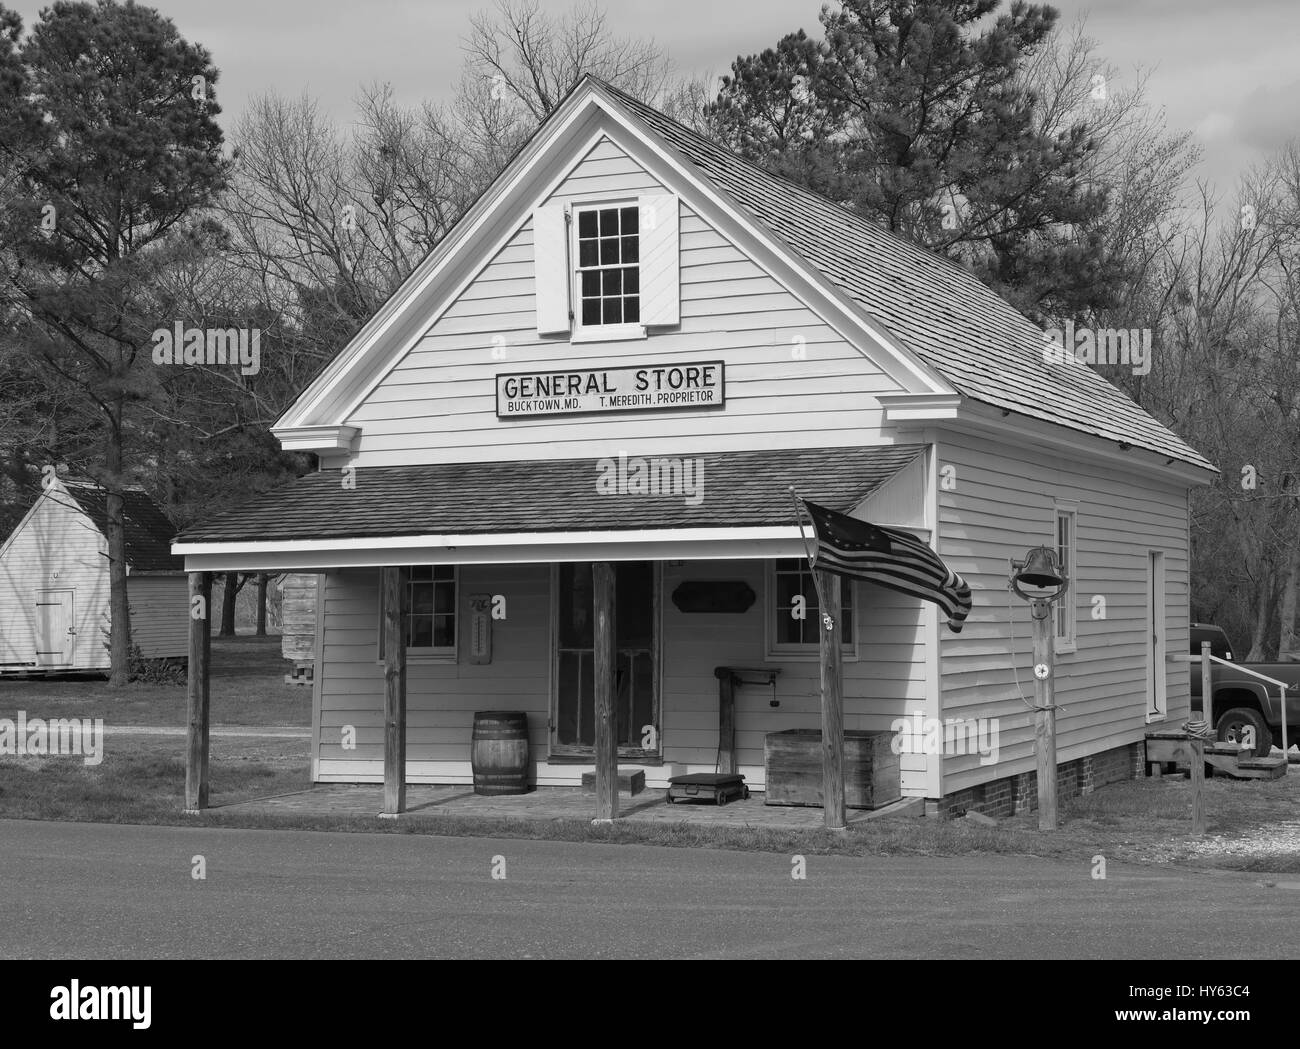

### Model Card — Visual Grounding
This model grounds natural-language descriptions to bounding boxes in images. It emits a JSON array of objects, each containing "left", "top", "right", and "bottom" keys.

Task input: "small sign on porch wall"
[{"left": 469, "top": 595, "right": 492, "bottom": 664}]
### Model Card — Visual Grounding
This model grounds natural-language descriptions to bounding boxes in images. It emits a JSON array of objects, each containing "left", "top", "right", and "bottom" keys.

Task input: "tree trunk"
[
  {"left": 255, "top": 573, "right": 269, "bottom": 636},
  {"left": 105, "top": 419, "right": 132, "bottom": 687},
  {"left": 1278, "top": 537, "right": 1300, "bottom": 660},
  {"left": 219, "top": 573, "right": 239, "bottom": 637},
  {"left": 1246, "top": 574, "right": 1274, "bottom": 662}
]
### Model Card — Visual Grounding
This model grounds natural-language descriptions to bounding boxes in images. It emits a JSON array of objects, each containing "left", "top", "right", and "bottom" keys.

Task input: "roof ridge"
[{"left": 590, "top": 77, "right": 997, "bottom": 296}]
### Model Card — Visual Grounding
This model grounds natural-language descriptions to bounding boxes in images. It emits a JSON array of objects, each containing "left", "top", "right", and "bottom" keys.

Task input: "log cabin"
[{"left": 174, "top": 76, "right": 1216, "bottom": 822}]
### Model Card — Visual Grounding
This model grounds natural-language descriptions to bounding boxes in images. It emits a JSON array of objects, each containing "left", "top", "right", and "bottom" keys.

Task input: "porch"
[
  {"left": 174, "top": 445, "right": 936, "bottom": 830},
  {"left": 213, "top": 782, "right": 923, "bottom": 828}
]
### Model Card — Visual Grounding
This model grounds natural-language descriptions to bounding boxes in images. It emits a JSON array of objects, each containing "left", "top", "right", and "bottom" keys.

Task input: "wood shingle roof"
[{"left": 599, "top": 80, "right": 1212, "bottom": 472}]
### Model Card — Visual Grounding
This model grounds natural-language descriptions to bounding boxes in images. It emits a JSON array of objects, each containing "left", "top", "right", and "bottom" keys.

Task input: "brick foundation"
[{"left": 934, "top": 741, "right": 1145, "bottom": 819}]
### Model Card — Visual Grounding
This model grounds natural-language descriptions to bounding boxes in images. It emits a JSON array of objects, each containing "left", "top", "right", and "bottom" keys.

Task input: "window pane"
[
  {"left": 433, "top": 615, "right": 454, "bottom": 648},
  {"left": 408, "top": 616, "right": 433, "bottom": 648},
  {"left": 600, "top": 238, "right": 619, "bottom": 265},
  {"left": 602, "top": 298, "right": 622, "bottom": 325},
  {"left": 582, "top": 299, "right": 601, "bottom": 325},
  {"left": 623, "top": 267, "right": 639, "bottom": 293},
  {"left": 624, "top": 297, "right": 639, "bottom": 323},
  {"left": 410, "top": 583, "right": 434, "bottom": 615},
  {"left": 578, "top": 211, "right": 597, "bottom": 237},
  {"left": 581, "top": 270, "right": 600, "bottom": 297},
  {"left": 433, "top": 565, "right": 454, "bottom": 580},
  {"left": 602, "top": 269, "right": 621, "bottom": 295},
  {"left": 559, "top": 564, "right": 594, "bottom": 648},
  {"left": 621, "top": 236, "right": 638, "bottom": 263},
  {"left": 433, "top": 582, "right": 454, "bottom": 614},
  {"left": 599, "top": 208, "right": 618, "bottom": 235},
  {"left": 579, "top": 240, "right": 598, "bottom": 267},
  {"left": 620, "top": 206, "right": 638, "bottom": 233}
]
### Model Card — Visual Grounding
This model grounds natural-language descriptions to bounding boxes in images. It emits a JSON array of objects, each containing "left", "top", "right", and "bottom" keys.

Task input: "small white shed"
[{"left": 0, "top": 477, "right": 188, "bottom": 672}]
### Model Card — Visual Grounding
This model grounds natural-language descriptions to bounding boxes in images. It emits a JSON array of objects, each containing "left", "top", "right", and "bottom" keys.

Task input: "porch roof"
[{"left": 173, "top": 444, "right": 925, "bottom": 570}]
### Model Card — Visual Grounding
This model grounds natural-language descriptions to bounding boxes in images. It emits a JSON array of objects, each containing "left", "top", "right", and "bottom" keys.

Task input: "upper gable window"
[
  {"left": 532, "top": 194, "right": 679, "bottom": 340},
  {"left": 576, "top": 204, "right": 640, "bottom": 328}
]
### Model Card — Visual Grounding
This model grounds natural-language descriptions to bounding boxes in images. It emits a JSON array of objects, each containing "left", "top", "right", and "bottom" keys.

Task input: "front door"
[
  {"left": 552, "top": 561, "right": 659, "bottom": 758},
  {"left": 35, "top": 589, "right": 75, "bottom": 667}
]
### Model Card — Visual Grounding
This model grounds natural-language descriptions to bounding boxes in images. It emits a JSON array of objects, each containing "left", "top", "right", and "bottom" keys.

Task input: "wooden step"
[
  {"left": 1146, "top": 733, "right": 1288, "bottom": 780},
  {"left": 580, "top": 769, "right": 646, "bottom": 796},
  {"left": 1234, "top": 756, "right": 1289, "bottom": 780}
]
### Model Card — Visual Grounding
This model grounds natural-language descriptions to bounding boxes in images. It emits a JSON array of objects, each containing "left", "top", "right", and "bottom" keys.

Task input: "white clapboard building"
[
  {"left": 175, "top": 76, "right": 1215, "bottom": 817},
  {"left": 0, "top": 477, "right": 187, "bottom": 672}
]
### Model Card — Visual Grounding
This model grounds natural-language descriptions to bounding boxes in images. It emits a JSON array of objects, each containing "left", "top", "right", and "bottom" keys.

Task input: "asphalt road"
[{"left": 1, "top": 819, "right": 1297, "bottom": 959}]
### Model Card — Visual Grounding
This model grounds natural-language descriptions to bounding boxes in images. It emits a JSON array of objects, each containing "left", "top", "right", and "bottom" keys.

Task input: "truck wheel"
[{"left": 1216, "top": 708, "right": 1272, "bottom": 758}]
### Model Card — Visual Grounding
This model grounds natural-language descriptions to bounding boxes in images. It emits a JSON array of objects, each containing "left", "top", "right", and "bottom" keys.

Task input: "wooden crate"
[
  {"left": 279, "top": 573, "right": 319, "bottom": 663},
  {"left": 765, "top": 729, "right": 900, "bottom": 809}
]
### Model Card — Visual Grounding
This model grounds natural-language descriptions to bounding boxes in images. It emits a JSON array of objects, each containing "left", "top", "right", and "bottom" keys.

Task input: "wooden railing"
[{"left": 1178, "top": 643, "right": 1290, "bottom": 757}]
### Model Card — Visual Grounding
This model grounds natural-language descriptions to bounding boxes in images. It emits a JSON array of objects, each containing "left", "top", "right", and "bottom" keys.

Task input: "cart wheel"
[
  {"left": 743, "top": 788, "right": 750, "bottom": 800},
  {"left": 665, "top": 794, "right": 674, "bottom": 804},
  {"left": 717, "top": 792, "right": 728, "bottom": 806}
]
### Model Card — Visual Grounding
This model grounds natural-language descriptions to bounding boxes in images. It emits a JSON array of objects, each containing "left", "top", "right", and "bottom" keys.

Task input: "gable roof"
[
  {"left": 60, "top": 481, "right": 184, "bottom": 573},
  {"left": 273, "top": 75, "right": 1212, "bottom": 475}
]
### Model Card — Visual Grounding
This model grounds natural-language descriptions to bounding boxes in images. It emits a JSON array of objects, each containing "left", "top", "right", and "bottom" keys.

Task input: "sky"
[{"left": 7, "top": 0, "right": 1299, "bottom": 192}]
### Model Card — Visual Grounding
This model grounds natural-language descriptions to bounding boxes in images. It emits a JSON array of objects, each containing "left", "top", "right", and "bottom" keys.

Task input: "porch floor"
[{"left": 214, "top": 784, "right": 921, "bottom": 829}]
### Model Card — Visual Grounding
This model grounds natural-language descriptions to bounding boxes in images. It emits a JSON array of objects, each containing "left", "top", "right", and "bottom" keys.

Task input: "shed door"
[{"left": 35, "top": 589, "right": 75, "bottom": 667}]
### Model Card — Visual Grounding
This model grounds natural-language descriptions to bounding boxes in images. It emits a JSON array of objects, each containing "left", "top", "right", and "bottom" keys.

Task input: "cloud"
[{"left": 1233, "top": 79, "right": 1300, "bottom": 151}]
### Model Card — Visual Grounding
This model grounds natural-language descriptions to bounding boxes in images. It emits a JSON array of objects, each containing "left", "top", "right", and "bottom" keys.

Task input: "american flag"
[{"left": 800, "top": 499, "right": 973, "bottom": 633}]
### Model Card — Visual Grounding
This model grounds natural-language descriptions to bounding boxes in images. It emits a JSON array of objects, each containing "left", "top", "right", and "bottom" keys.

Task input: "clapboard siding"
[
  {"left": 126, "top": 575, "right": 188, "bottom": 658},
  {"left": 0, "top": 489, "right": 110, "bottom": 670},
  {"left": 936, "top": 432, "right": 1190, "bottom": 794},
  {"left": 314, "top": 557, "right": 929, "bottom": 793},
  {"left": 342, "top": 136, "right": 903, "bottom": 465},
  {"left": 316, "top": 564, "right": 551, "bottom": 783}
]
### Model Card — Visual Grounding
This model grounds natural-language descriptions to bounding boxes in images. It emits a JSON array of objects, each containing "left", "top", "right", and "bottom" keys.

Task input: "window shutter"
[
  {"left": 638, "top": 194, "right": 680, "bottom": 326},
  {"left": 533, "top": 203, "right": 570, "bottom": 335}
]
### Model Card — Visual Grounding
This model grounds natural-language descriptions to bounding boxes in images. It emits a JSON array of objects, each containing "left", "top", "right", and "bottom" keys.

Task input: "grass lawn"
[
  {"left": 0, "top": 635, "right": 310, "bottom": 727},
  {"left": 0, "top": 734, "right": 311, "bottom": 823}
]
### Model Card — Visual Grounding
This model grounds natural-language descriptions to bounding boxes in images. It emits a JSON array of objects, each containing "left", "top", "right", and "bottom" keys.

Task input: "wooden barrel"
[{"left": 471, "top": 711, "right": 530, "bottom": 795}]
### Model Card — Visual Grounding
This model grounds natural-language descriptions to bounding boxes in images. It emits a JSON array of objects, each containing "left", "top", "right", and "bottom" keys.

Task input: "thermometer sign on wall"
[{"left": 469, "top": 594, "right": 492, "bottom": 664}]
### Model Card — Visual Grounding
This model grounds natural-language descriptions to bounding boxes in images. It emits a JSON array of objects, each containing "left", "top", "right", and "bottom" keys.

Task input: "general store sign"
[{"left": 496, "top": 360, "right": 725, "bottom": 418}]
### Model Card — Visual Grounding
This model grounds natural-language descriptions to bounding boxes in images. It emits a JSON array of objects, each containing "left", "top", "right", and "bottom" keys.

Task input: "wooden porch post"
[
  {"left": 381, "top": 566, "right": 408, "bottom": 816},
  {"left": 715, "top": 667, "right": 737, "bottom": 775},
  {"left": 817, "top": 570, "right": 847, "bottom": 831},
  {"left": 185, "top": 571, "right": 212, "bottom": 813},
  {"left": 593, "top": 561, "right": 618, "bottom": 821}
]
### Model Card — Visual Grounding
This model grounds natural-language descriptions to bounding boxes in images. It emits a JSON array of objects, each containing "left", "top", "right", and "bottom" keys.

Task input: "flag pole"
[
  {"left": 788, "top": 486, "right": 847, "bottom": 832},
  {"left": 788, "top": 487, "right": 830, "bottom": 620}
]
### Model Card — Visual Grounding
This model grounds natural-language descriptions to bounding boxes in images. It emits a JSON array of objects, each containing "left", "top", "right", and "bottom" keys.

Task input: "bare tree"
[
  {"left": 222, "top": 0, "right": 693, "bottom": 375},
  {"left": 462, "top": 0, "right": 674, "bottom": 123}
]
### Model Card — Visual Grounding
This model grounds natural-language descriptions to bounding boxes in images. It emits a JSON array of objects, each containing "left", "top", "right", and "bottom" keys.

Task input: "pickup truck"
[{"left": 1189, "top": 623, "right": 1300, "bottom": 756}]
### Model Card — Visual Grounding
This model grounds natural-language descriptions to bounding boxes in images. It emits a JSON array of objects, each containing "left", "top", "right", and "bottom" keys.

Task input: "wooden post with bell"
[
  {"left": 1030, "top": 597, "right": 1057, "bottom": 831},
  {"left": 1011, "top": 545, "right": 1068, "bottom": 833}
]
